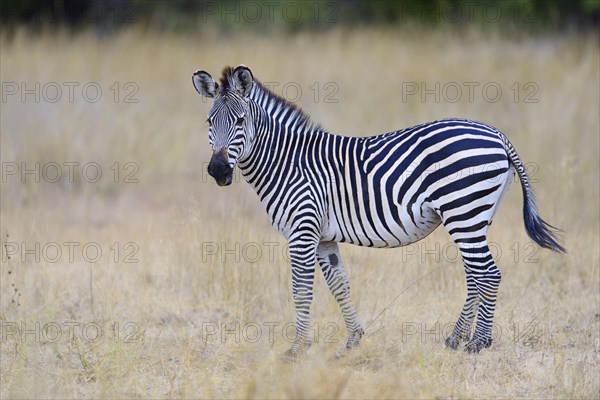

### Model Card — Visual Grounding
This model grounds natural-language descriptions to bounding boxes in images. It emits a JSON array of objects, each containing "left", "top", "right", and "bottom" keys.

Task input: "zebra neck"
[
  {"left": 237, "top": 81, "right": 367, "bottom": 203},
  {"left": 238, "top": 115, "right": 333, "bottom": 192}
]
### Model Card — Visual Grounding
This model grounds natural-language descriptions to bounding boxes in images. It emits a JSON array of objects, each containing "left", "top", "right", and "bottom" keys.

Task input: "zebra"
[{"left": 192, "top": 65, "right": 565, "bottom": 356}]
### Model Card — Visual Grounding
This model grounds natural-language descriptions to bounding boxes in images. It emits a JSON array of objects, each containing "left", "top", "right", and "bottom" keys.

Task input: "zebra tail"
[{"left": 501, "top": 134, "right": 567, "bottom": 253}]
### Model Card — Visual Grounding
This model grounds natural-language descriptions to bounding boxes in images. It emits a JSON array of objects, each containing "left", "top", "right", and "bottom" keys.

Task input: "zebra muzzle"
[{"left": 207, "top": 150, "right": 233, "bottom": 186}]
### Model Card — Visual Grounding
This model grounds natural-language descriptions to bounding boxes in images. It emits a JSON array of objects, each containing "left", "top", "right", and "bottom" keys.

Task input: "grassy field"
[{"left": 0, "top": 26, "right": 598, "bottom": 398}]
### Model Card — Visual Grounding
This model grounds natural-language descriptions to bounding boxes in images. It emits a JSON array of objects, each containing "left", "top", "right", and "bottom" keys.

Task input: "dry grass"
[{"left": 0, "top": 26, "right": 598, "bottom": 398}]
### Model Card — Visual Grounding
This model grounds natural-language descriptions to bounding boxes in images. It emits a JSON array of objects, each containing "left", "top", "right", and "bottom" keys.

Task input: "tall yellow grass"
[{"left": 0, "top": 27, "right": 598, "bottom": 398}]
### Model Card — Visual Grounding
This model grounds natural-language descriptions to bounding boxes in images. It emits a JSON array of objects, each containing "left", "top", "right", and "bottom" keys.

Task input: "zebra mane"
[
  {"left": 219, "top": 66, "right": 322, "bottom": 132},
  {"left": 218, "top": 66, "right": 238, "bottom": 92}
]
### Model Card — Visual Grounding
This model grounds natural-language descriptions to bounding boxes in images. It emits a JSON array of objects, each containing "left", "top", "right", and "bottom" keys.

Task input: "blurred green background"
[{"left": 2, "top": 0, "right": 599, "bottom": 35}]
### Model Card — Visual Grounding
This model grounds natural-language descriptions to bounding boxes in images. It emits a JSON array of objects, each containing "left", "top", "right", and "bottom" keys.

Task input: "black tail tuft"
[
  {"left": 523, "top": 195, "right": 566, "bottom": 253},
  {"left": 501, "top": 132, "right": 566, "bottom": 254}
]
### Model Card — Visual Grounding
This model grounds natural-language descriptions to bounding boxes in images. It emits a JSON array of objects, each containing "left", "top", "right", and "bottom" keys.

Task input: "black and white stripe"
[{"left": 192, "top": 65, "right": 565, "bottom": 355}]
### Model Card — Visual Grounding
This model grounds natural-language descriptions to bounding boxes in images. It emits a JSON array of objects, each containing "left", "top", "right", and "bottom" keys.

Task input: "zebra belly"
[{"left": 321, "top": 203, "right": 441, "bottom": 248}]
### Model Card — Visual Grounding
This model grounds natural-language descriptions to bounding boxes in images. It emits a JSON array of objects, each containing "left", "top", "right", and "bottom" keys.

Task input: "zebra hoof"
[
  {"left": 445, "top": 335, "right": 460, "bottom": 350},
  {"left": 345, "top": 328, "right": 365, "bottom": 349},
  {"left": 334, "top": 347, "right": 349, "bottom": 359},
  {"left": 281, "top": 348, "right": 301, "bottom": 363},
  {"left": 282, "top": 340, "right": 311, "bottom": 362},
  {"left": 464, "top": 338, "right": 492, "bottom": 353}
]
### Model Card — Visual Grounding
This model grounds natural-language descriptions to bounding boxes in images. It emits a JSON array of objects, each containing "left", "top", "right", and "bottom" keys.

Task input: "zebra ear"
[
  {"left": 233, "top": 65, "right": 253, "bottom": 98},
  {"left": 192, "top": 70, "right": 218, "bottom": 98}
]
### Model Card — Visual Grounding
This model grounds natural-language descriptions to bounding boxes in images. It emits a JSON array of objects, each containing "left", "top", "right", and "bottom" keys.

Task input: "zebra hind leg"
[
  {"left": 316, "top": 241, "right": 364, "bottom": 349},
  {"left": 447, "top": 235, "right": 501, "bottom": 353},
  {"left": 444, "top": 270, "right": 478, "bottom": 350},
  {"left": 439, "top": 158, "right": 512, "bottom": 352},
  {"left": 464, "top": 245, "right": 501, "bottom": 353}
]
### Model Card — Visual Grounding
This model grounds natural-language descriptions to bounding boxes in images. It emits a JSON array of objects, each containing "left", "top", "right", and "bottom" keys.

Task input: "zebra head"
[{"left": 192, "top": 65, "right": 255, "bottom": 186}]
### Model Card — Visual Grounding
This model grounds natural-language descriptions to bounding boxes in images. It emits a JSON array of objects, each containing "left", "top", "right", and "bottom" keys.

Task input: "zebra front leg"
[
  {"left": 284, "top": 234, "right": 319, "bottom": 359},
  {"left": 316, "top": 241, "right": 364, "bottom": 349},
  {"left": 445, "top": 270, "right": 478, "bottom": 350}
]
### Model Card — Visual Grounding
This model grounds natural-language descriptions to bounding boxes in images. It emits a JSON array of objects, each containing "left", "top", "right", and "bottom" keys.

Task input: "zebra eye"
[{"left": 235, "top": 117, "right": 244, "bottom": 127}]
